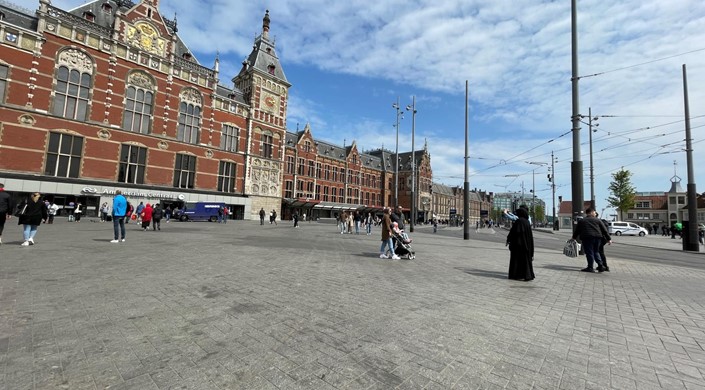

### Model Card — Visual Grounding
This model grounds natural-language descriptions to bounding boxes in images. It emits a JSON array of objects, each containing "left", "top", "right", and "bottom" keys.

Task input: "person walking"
[
  {"left": 391, "top": 206, "right": 406, "bottom": 231},
  {"left": 164, "top": 206, "right": 171, "bottom": 223},
  {"left": 595, "top": 212, "right": 611, "bottom": 272},
  {"left": 365, "top": 212, "right": 373, "bottom": 235},
  {"left": 151, "top": 204, "right": 163, "bottom": 231},
  {"left": 293, "top": 211, "right": 299, "bottom": 228},
  {"left": 572, "top": 207, "right": 612, "bottom": 272},
  {"left": 0, "top": 183, "right": 14, "bottom": 245},
  {"left": 110, "top": 190, "right": 127, "bottom": 243},
  {"left": 271, "top": 209, "right": 277, "bottom": 225},
  {"left": 354, "top": 211, "right": 361, "bottom": 234},
  {"left": 222, "top": 207, "right": 229, "bottom": 224},
  {"left": 379, "top": 207, "right": 400, "bottom": 260},
  {"left": 506, "top": 207, "right": 535, "bottom": 281},
  {"left": 259, "top": 208, "right": 266, "bottom": 225},
  {"left": 135, "top": 202, "right": 145, "bottom": 223},
  {"left": 17, "top": 192, "right": 48, "bottom": 246},
  {"left": 141, "top": 203, "right": 153, "bottom": 231},
  {"left": 100, "top": 202, "right": 109, "bottom": 222},
  {"left": 47, "top": 201, "right": 59, "bottom": 224},
  {"left": 74, "top": 202, "right": 83, "bottom": 222},
  {"left": 217, "top": 206, "right": 224, "bottom": 224}
]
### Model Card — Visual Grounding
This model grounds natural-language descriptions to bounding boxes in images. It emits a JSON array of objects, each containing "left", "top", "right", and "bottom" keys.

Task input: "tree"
[{"left": 607, "top": 169, "right": 636, "bottom": 220}]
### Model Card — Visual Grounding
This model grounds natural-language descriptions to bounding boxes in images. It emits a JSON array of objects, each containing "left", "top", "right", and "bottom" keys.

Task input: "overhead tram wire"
[{"left": 577, "top": 47, "right": 705, "bottom": 80}]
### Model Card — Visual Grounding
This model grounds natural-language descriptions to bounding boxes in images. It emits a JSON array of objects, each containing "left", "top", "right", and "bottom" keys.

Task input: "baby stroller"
[{"left": 388, "top": 229, "right": 415, "bottom": 260}]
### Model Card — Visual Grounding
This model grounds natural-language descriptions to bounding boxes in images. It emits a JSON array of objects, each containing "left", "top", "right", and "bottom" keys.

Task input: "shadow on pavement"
[
  {"left": 455, "top": 267, "right": 508, "bottom": 280},
  {"left": 541, "top": 264, "right": 581, "bottom": 272}
]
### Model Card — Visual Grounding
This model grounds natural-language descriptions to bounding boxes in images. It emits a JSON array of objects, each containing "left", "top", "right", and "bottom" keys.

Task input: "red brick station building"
[{"left": 0, "top": 0, "right": 438, "bottom": 221}]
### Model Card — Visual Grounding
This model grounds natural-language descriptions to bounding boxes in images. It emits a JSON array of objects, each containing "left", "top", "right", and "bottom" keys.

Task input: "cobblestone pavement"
[{"left": 1, "top": 218, "right": 705, "bottom": 389}]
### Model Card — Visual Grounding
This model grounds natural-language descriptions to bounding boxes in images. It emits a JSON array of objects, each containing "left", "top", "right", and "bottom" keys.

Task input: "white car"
[{"left": 607, "top": 221, "right": 649, "bottom": 236}]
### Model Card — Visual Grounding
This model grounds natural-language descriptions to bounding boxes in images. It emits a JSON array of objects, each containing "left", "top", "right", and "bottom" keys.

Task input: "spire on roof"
[{"left": 262, "top": 9, "right": 270, "bottom": 40}]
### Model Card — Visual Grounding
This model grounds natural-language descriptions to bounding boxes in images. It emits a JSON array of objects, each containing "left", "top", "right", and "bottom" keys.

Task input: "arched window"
[
  {"left": 122, "top": 72, "right": 154, "bottom": 134},
  {"left": 177, "top": 88, "right": 202, "bottom": 144},
  {"left": 52, "top": 49, "right": 93, "bottom": 120}
]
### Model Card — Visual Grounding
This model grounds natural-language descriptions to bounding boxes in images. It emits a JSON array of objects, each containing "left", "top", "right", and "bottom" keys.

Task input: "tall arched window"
[
  {"left": 177, "top": 88, "right": 202, "bottom": 144},
  {"left": 52, "top": 49, "right": 93, "bottom": 120},
  {"left": 123, "top": 72, "right": 155, "bottom": 134}
]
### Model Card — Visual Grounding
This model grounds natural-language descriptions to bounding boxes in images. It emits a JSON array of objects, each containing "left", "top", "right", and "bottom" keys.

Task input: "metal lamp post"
[
  {"left": 406, "top": 96, "right": 417, "bottom": 232},
  {"left": 579, "top": 108, "right": 599, "bottom": 211},
  {"left": 392, "top": 98, "right": 403, "bottom": 207},
  {"left": 527, "top": 162, "right": 548, "bottom": 228}
]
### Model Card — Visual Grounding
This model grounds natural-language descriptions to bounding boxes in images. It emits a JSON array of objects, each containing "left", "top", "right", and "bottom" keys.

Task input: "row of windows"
[
  {"left": 283, "top": 180, "right": 382, "bottom": 204},
  {"left": 284, "top": 156, "right": 380, "bottom": 187},
  {"left": 45, "top": 132, "right": 237, "bottom": 192},
  {"left": 0, "top": 60, "right": 275, "bottom": 157}
]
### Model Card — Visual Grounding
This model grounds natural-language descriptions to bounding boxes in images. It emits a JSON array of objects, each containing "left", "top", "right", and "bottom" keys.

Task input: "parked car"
[{"left": 607, "top": 221, "right": 649, "bottom": 236}]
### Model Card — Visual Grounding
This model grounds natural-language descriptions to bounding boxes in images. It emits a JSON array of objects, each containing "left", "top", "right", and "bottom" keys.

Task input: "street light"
[
  {"left": 406, "top": 96, "right": 417, "bottom": 232},
  {"left": 579, "top": 107, "right": 599, "bottom": 211},
  {"left": 527, "top": 162, "right": 548, "bottom": 228},
  {"left": 548, "top": 151, "right": 559, "bottom": 230},
  {"left": 392, "top": 98, "right": 403, "bottom": 208}
]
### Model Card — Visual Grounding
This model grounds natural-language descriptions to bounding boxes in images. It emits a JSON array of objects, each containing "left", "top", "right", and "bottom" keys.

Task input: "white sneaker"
[
  {"left": 21, "top": 241, "right": 29, "bottom": 246},
  {"left": 110, "top": 239, "right": 119, "bottom": 243},
  {"left": 121, "top": 239, "right": 126, "bottom": 242},
  {"left": 28, "top": 238, "right": 34, "bottom": 245},
  {"left": 379, "top": 254, "right": 388, "bottom": 259},
  {"left": 391, "top": 255, "right": 401, "bottom": 260},
  {"left": 0, "top": 237, "right": 3, "bottom": 245}
]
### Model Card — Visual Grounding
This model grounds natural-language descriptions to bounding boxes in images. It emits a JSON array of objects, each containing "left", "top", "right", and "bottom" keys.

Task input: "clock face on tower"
[{"left": 260, "top": 91, "right": 279, "bottom": 114}]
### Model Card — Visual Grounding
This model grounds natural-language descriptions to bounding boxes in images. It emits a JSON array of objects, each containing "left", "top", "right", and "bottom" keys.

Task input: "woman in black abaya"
[{"left": 506, "top": 207, "right": 535, "bottom": 281}]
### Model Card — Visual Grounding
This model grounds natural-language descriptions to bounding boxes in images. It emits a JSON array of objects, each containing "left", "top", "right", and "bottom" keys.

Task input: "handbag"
[
  {"left": 563, "top": 239, "right": 581, "bottom": 258},
  {"left": 14, "top": 203, "right": 27, "bottom": 218}
]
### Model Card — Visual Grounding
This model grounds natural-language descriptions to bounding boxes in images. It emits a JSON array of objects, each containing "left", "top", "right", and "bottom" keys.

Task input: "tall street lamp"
[
  {"left": 392, "top": 98, "right": 403, "bottom": 207},
  {"left": 549, "top": 151, "right": 559, "bottom": 230},
  {"left": 527, "top": 161, "right": 548, "bottom": 227},
  {"left": 579, "top": 107, "right": 599, "bottom": 211},
  {"left": 406, "top": 96, "right": 417, "bottom": 232}
]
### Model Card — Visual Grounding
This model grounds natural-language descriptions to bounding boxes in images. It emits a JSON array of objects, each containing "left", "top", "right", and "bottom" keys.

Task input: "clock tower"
[{"left": 233, "top": 10, "right": 291, "bottom": 218}]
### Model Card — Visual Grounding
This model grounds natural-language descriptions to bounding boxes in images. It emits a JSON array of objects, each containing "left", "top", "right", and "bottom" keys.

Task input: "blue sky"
[{"left": 54, "top": 0, "right": 705, "bottom": 215}]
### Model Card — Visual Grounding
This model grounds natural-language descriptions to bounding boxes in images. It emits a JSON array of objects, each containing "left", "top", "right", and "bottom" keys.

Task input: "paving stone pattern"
[{"left": 1, "top": 219, "right": 705, "bottom": 389}]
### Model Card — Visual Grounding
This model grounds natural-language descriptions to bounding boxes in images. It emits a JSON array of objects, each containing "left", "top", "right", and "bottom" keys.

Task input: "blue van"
[{"left": 174, "top": 202, "right": 225, "bottom": 222}]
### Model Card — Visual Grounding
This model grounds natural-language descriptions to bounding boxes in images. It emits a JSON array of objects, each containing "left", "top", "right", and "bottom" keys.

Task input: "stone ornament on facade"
[
  {"left": 127, "top": 71, "right": 155, "bottom": 90},
  {"left": 205, "top": 149, "right": 214, "bottom": 158},
  {"left": 18, "top": 114, "right": 36, "bottom": 126},
  {"left": 125, "top": 22, "right": 166, "bottom": 56},
  {"left": 157, "top": 141, "right": 169, "bottom": 150},
  {"left": 57, "top": 48, "right": 93, "bottom": 73},
  {"left": 97, "top": 129, "right": 111, "bottom": 140},
  {"left": 179, "top": 88, "right": 202, "bottom": 106}
]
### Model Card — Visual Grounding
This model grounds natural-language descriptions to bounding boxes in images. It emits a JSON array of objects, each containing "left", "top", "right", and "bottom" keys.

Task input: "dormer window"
[
  {"left": 0, "top": 12, "right": 5, "bottom": 21},
  {"left": 182, "top": 53, "right": 192, "bottom": 61},
  {"left": 267, "top": 64, "right": 275, "bottom": 75},
  {"left": 83, "top": 11, "right": 95, "bottom": 22},
  {"left": 101, "top": 3, "right": 112, "bottom": 13},
  {"left": 147, "top": 9, "right": 152, "bottom": 18}
]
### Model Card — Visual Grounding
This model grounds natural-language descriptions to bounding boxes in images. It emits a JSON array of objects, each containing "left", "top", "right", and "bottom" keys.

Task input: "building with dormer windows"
[{"left": 0, "top": 0, "right": 440, "bottom": 221}]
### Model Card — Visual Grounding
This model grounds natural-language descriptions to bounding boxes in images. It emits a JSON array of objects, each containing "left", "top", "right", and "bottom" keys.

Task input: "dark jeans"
[
  {"left": 582, "top": 236, "right": 604, "bottom": 269},
  {"left": 152, "top": 218, "right": 161, "bottom": 230},
  {"left": 599, "top": 239, "right": 608, "bottom": 267},
  {"left": 113, "top": 216, "right": 126, "bottom": 240}
]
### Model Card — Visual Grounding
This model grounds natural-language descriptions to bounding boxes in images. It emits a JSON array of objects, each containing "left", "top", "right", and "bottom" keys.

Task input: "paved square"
[{"left": 1, "top": 219, "right": 704, "bottom": 389}]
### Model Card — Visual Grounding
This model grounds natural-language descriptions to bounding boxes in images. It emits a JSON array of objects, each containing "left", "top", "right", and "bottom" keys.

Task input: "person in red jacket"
[{"left": 140, "top": 203, "right": 153, "bottom": 231}]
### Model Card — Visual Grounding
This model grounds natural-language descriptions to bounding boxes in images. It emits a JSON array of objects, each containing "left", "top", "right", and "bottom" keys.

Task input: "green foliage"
[{"left": 607, "top": 169, "right": 636, "bottom": 220}]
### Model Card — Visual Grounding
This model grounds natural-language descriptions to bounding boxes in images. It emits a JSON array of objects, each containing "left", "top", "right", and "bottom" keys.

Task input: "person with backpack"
[{"left": 151, "top": 204, "right": 163, "bottom": 231}]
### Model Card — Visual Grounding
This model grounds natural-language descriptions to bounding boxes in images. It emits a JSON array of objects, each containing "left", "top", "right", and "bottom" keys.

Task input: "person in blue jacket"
[{"left": 110, "top": 190, "right": 128, "bottom": 243}]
